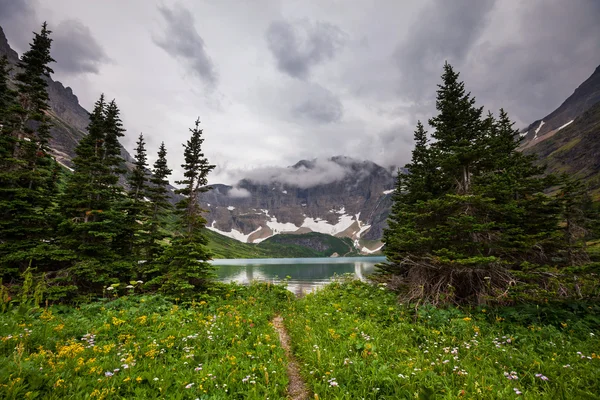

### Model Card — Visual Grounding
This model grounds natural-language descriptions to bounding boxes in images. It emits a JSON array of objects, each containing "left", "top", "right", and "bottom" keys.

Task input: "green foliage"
[
  {"left": 120, "top": 133, "right": 151, "bottom": 260},
  {"left": 284, "top": 280, "right": 600, "bottom": 399},
  {"left": 57, "top": 95, "right": 132, "bottom": 297},
  {"left": 0, "top": 283, "right": 292, "bottom": 399},
  {"left": 151, "top": 119, "right": 216, "bottom": 297},
  {"left": 382, "top": 63, "right": 597, "bottom": 305},
  {"left": 204, "top": 229, "right": 360, "bottom": 259},
  {"left": 144, "top": 142, "right": 173, "bottom": 267},
  {"left": 0, "top": 23, "right": 63, "bottom": 282}
]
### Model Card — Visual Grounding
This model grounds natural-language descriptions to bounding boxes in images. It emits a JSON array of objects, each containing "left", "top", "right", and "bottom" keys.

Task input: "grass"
[
  {"left": 0, "top": 283, "right": 293, "bottom": 400},
  {"left": 204, "top": 229, "right": 360, "bottom": 259},
  {"left": 2, "top": 280, "right": 599, "bottom": 399},
  {"left": 284, "top": 279, "right": 600, "bottom": 399}
]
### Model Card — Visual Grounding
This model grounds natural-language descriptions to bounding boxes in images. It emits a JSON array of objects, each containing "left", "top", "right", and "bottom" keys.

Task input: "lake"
[{"left": 211, "top": 256, "right": 386, "bottom": 296}]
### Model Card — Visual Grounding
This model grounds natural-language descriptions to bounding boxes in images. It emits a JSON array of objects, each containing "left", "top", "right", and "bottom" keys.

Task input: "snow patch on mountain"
[
  {"left": 207, "top": 221, "right": 262, "bottom": 242},
  {"left": 301, "top": 214, "right": 354, "bottom": 235},
  {"left": 383, "top": 189, "right": 394, "bottom": 195},
  {"left": 266, "top": 218, "right": 298, "bottom": 234},
  {"left": 533, "top": 120, "right": 545, "bottom": 140},
  {"left": 362, "top": 244, "right": 384, "bottom": 254},
  {"left": 557, "top": 120, "right": 574, "bottom": 131},
  {"left": 227, "top": 206, "right": 235, "bottom": 211}
]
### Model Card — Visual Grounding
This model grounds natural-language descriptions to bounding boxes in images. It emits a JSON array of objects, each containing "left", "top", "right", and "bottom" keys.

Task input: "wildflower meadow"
[{"left": 1, "top": 279, "right": 599, "bottom": 399}]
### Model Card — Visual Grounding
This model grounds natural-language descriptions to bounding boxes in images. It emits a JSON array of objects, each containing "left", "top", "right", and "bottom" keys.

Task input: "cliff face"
[
  {"left": 521, "top": 64, "right": 600, "bottom": 147},
  {"left": 0, "top": 25, "right": 134, "bottom": 168},
  {"left": 201, "top": 156, "right": 395, "bottom": 251}
]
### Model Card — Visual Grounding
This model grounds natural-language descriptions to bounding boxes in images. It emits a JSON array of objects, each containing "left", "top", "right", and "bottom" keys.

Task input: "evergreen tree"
[
  {"left": 383, "top": 122, "right": 436, "bottom": 265},
  {"left": 0, "top": 56, "right": 17, "bottom": 128},
  {"left": 13, "top": 22, "right": 55, "bottom": 145},
  {"left": 428, "top": 62, "right": 485, "bottom": 194},
  {"left": 556, "top": 174, "right": 595, "bottom": 266},
  {"left": 0, "top": 23, "right": 61, "bottom": 282},
  {"left": 58, "top": 96, "right": 130, "bottom": 297},
  {"left": 382, "top": 63, "right": 568, "bottom": 304},
  {"left": 145, "top": 142, "right": 173, "bottom": 263},
  {"left": 154, "top": 118, "right": 215, "bottom": 297},
  {"left": 121, "top": 133, "right": 150, "bottom": 258}
]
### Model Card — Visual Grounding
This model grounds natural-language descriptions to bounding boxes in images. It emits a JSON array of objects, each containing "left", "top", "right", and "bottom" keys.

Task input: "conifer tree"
[
  {"left": 14, "top": 22, "right": 55, "bottom": 146},
  {"left": 383, "top": 122, "right": 436, "bottom": 265},
  {"left": 429, "top": 62, "right": 485, "bottom": 194},
  {"left": 0, "top": 23, "right": 60, "bottom": 281},
  {"left": 59, "top": 96, "right": 130, "bottom": 295},
  {"left": 0, "top": 56, "right": 16, "bottom": 128},
  {"left": 556, "top": 174, "right": 595, "bottom": 266},
  {"left": 154, "top": 118, "right": 215, "bottom": 297},
  {"left": 145, "top": 142, "right": 172, "bottom": 262},
  {"left": 121, "top": 133, "right": 150, "bottom": 257},
  {"left": 382, "top": 63, "right": 568, "bottom": 304}
]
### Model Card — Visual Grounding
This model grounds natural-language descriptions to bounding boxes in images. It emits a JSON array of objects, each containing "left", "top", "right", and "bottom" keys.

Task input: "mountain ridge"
[{"left": 521, "top": 64, "right": 600, "bottom": 147}]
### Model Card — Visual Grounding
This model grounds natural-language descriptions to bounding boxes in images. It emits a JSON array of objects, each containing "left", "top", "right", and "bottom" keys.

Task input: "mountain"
[
  {"left": 525, "top": 102, "right": 600, "bottom": 197},
  {"left": 0, "top": 26, "right": 134, "bottom": 169},
  {"left": 521, "top": 63, "right": 600, "bottom": 198},
  {"left": 201, "top": 156, "right": 395, "bottom": 253},
  {"left": 520, "top": 64, "right": 600, "bottom": 147}
]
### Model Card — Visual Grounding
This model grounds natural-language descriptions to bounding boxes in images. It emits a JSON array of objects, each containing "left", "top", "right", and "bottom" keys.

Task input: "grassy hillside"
[
  {"left": 260, "top": 232, "right": 359, "bottom": 257},
  {"left": 204, "top": 229, "right": 359, "bottom": 259},
  {"left": 526, "top": 102, "right": 600, "bottom": 199}
]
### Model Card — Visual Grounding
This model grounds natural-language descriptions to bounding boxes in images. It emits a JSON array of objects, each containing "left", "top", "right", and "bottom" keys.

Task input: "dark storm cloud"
[
  {"left": 51, "top": 19, "right": 110, "bottom": 75},
  {"left": 266, "top": 19, "right": 346, "bottom": 80},
  {"left": 393, "top": 0, "right": 496, "bottom": 101},
  {"left": 0, "top": 0, "right": 38, "bottom": 51},
  {"left": 292, "top": 84, "right": 343, "bottom": 124},
  {"left": 466, "top": 0, "right": 600, "bottom": 125},
  {"left": 153, "top": 3, "right": 217, "bottom": 86}
]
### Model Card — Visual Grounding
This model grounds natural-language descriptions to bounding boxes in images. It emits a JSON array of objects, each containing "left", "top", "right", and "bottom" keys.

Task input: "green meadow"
[{"left": 2, "top": 280, "right": 599, "bottom": 399}]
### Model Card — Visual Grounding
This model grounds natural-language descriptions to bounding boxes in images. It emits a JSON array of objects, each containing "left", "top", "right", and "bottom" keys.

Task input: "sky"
[{"left": 1, "top": 0, "right": 599, "bottom": 186}]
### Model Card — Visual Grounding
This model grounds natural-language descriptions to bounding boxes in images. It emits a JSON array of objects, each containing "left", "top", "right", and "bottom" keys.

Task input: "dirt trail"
[{"left": 272, "top": 315, "right": 309, "bottom": 400}]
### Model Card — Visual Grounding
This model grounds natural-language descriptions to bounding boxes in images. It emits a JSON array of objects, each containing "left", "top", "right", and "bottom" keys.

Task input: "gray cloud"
[
  {"left": 228, "top": 187, "right": 251, "bottom": 198},
  {"left": 0, "top": 0, "right": 38, "bottom": 52},
  {"left": 292, "top": 84, "right": 343, "bottom": 124},
  {"left": 51, "top": 19, "right": 110, "bottom": 75},
  {"left": 266, "top": 19, "right": 346, "bottom": 79},
  {"left": 464, "top": 0, "right": 600, "bottom": 126},
  {"left": 393, "top": 0, "right": 496, "bottom": 101},
  {"left": 243, "top": 158, "right": 351, "bottom": 188},
  {"left": 153, "top": 3, "right": 217, "bottom": 86}
]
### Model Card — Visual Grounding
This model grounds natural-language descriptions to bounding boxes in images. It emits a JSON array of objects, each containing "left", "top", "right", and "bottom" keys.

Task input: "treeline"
[
  {"left": 0, "top": 23, "right": 215, "bottom": 302},
  {"left": 381, "top": 63, "right": 599, "bottom": 305}
]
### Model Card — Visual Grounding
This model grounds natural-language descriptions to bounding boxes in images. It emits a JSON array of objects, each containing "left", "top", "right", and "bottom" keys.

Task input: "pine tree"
[
  {"left": 0, "top": 23, "right": 61, "bottom": 282},
  {"left": 145, "top": 142, "right": 173, "bottom": 262},
  {"left": 0, "top": 56, "right": 17, "bottom": 128},
  {"left": 383, "top": 122, "right": 436, "bottom": 266},
  {"left": 429, "top": 62, "right": 485, "bottom": 194},
  {"left": 58, "top": 96, "right": 130, "bottom": 296},
  {"left": 556, "top": 174, "right": 594, "bottom": 266},
  {"left": 121, "top": 133, "right": 150, "bottom": 258},
  {"left": 154, "top": 118, "right": 215, "bottom": 297},
  {"left": 13, "top": 22, "right": 55, "bottom": 147},
  {"left": 382, "top": 63, "right": 567, "bottom": 304}
]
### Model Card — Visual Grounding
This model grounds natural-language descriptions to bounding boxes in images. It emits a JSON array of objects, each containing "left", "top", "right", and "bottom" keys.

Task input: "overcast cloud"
[
  {"left": 51, "top": 19, "right": 111, "bottom": 75},
  {"left": 266, "top": 18, "right": 347, "bottom": 80},
  {"left": 153, "top": 3, "right": 218, "bottom": 87},
  {"left": 0, "top": 0, "right": 598, "bottom": 187}
]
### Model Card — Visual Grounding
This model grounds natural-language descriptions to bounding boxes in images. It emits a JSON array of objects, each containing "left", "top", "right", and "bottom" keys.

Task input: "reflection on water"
[{"left": 211, "top": 256, "right": 386, "bottom": 296}]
